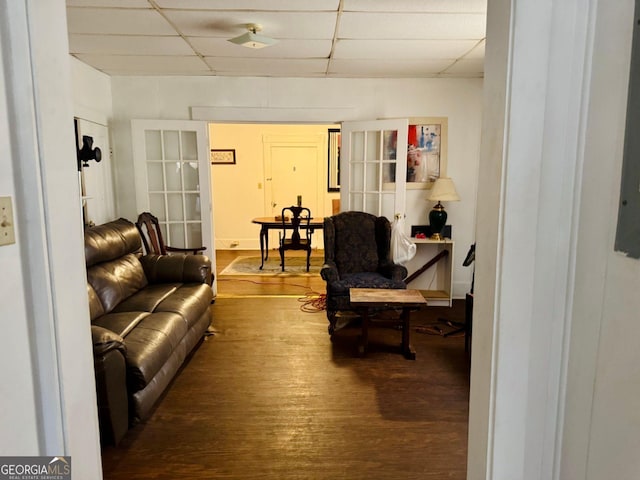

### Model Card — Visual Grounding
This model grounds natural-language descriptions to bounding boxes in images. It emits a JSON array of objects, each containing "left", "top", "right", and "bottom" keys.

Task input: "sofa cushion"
[
  {"left": 140, "top": 254, "right": 212, "bottom": 285},
  {"left": 87, "top": 284, "right": 105, "bottom": 321},
  {"left": 123, "top": 312, "right": 188, "bottom": 392},
  {"left": 87, "top": 254, "right": 149, "bottom": 313},
  {"left": 112, "top": 284, "right": 179, "bottom": 314},
  {"left": 85, "top": 218, "right": 142, "bottom": 267},
  {"left": 92, "top": 311, "right": 151, "bottom": 338},
  {"left": 154, "top": 283, "right": 213, "bottom": 329}
]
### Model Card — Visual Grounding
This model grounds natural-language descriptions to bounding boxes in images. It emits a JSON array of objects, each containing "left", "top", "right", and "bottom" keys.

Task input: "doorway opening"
[
  {"left": 209, "top": 122, "right": 339, "bottom": 297},
  {"left": 208, "top": 123, "right": 339, "bottom": 253}
]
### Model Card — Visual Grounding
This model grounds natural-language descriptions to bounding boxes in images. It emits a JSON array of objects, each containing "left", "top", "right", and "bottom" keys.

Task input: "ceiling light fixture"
[{"left": 228, "top": 23, "right": 278, "bottom": 49}]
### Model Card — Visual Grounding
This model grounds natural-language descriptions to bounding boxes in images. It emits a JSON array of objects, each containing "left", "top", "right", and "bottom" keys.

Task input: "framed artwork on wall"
[
  {"left": 210, "top": 149, "right": 236, "bottom": 165},
  {"left": 406, "top": 117, "right": 448, "bottom": 189}
]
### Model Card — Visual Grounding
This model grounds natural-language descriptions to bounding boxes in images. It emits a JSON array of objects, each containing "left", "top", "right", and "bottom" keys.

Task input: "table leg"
[
  {"left": 401, "top": 308, "right": 416, "bottom": 360},
  {"left": 358, "top": 308, "right": 370, "bottom": 357},
  {"left": 259, "top": 226, "right": 267, "bottom": 269}
]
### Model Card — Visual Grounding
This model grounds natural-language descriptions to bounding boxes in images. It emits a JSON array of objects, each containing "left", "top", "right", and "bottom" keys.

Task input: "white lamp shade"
[{"left": 427, "top": 177, "right": 460, "bottom": 202}]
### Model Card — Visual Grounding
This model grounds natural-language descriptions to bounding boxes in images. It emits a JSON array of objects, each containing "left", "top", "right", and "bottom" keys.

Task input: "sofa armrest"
[
  {"left": 92, "top": 325, "right": 126, "bottom": 357},
  {"left": 378, "top": 261, "right": 408, "bottom": 282},
  {"left": 320, "top": 261, "right": 340, "bottom": 282},
  {"left": 139, "top": 254, "right": 212, "bottom": 285},
  {"left": 91, "top": 325, "right": 128, "bottom": 446}
]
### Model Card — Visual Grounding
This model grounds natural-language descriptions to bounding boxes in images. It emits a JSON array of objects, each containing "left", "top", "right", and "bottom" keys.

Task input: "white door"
[
  {"left": 131, "top": 119, "right": 216, "bottom": 294},
  {"left": 263, "top": 134, "right": 324, "bottom": 216},
  {"left": 340, "top": 119, "right": 408, "bottom": 220},
  {"left": 263, "top": 134, "right": 325, "bottom": 248}
]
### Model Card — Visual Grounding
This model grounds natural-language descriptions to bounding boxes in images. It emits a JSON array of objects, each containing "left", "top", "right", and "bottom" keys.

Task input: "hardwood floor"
[
  {"left": 100, "top": 249, "right": 470, "bottom": 479},
  {"left": 215, "top": 249, "right": 326, "bottom": 297}
]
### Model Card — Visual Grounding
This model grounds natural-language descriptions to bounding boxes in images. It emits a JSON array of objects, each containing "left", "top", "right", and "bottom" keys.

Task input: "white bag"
[{"left": 391, "top": 215, "right": 416, "bottom": 264}]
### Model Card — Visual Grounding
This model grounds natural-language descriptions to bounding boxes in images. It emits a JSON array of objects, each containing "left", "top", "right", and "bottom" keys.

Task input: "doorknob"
[
  {"left": 266, "top": 177, "right": 272, "bottom": 181},
  {"left": 272, "top": 201, "right": 277, "bottom": 208}
]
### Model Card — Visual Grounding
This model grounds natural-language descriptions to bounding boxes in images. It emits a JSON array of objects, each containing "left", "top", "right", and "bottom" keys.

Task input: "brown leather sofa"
[{"left": 85, "top": 218, "right": 213, "bottom": 445}]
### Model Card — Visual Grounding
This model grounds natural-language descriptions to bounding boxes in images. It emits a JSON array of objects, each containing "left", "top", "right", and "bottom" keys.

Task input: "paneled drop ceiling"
[{"left": 66, "top": 0, "right": 486, "bottom": 78}]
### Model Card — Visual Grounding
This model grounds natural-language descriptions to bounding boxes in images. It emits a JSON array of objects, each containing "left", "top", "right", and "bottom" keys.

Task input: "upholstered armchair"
[{"left": 321, "top": 211, "right": 408, "bottom": 334}]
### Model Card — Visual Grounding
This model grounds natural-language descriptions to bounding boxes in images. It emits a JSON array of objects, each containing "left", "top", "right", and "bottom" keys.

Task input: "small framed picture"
[{"left": 210, "top": 149, "right": 236, "bottom": 165}]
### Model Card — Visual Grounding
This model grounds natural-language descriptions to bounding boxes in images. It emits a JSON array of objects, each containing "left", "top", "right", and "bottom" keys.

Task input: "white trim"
[
  {"left": 191, "top": 106, "right": 357, "bottom": 123},
  {"left": 1, "top": 1, "right": 65, "bottom": 452},
  {"left": 2, "top": 1, "right": 103, "bottom": 477},
  {"left": 470, "top": 0, "right": 596, "bottom": 478}
]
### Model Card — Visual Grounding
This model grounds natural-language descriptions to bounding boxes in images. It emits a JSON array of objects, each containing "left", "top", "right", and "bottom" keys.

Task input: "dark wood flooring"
[
  {"left": 100, "top": 249, "right": 470, "bottom": 479},
  {"left": 215, "top": 249, "right": 327, "bottom": 297}
]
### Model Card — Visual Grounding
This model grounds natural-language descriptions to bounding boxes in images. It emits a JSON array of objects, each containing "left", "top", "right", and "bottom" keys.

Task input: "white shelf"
[{"left": 404, "top": 240, "right": 454, "bottom": 307}]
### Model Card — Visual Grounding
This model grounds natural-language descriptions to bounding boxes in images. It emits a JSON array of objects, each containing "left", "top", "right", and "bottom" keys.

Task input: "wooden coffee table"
[{"left": 349, "top": 288, "right": 427, "bottom": 360}]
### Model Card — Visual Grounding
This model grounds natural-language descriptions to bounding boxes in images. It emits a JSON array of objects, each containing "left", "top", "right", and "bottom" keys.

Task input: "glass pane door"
[
  {"left": 131, "top": 119, "right": 216, "bottom": 295},
  {"left": 341, "top": 119, "right": 408, "bottom": 220},
  {"left": 144, "top": 129, "right": 203, "bottom": 248}
]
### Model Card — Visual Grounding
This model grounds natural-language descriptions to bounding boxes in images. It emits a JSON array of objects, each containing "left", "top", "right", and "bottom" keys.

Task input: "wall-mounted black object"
[
  {"left": 77, "top": 135, "right": 102, "bottom": 170},
  {"left": 75, "top": 117, "right": 102, "bottom": 171}
]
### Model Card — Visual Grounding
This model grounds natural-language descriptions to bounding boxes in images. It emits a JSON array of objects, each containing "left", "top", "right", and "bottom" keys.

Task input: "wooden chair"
[
  {"left": 279, "top": 206, "right": 312, "bottom": 272},
  {"left": 135, "top": 212, "right": 206, "bottom": 255}
]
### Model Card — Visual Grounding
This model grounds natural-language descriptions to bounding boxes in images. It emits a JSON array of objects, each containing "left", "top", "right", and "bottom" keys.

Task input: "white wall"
[
  {"left": 70, "top": 56, "right": 112, "bottom": 126},
  {"left": 1, "top": 1, "right": 102, "bottom": 478},
  {"left": 469, "top": 0, "right": 640, "bottom": 478},
  {"left": 0, "top": 11, "right": 40, "bottom": 455},
  {"left": 111, "top": 76, "right": 482, "bottom": 296},
  {"left": 561, "top": 0, "right": 640, "bottom": 478}
]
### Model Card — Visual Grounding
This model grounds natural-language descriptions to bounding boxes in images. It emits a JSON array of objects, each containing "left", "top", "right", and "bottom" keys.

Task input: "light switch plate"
[{"left": 0, "top": 196, "right": 16, "bottom": 246}]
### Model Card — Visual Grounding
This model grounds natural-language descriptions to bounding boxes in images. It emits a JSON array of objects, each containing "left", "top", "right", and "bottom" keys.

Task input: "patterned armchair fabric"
[{"left": 321, "top": 211, "right": 408, "bottom": 334}]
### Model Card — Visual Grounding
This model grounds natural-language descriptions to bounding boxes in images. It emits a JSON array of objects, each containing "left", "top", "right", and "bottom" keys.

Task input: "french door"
[
  {"left": 340, "top": 118, "right": 409, "bottom": 220},
  {"left": 131, "top": 119, "right": 216, "bottom": 294}
]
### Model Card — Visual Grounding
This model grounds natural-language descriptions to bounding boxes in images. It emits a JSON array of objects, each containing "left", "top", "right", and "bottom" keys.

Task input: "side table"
[{"left": 349, "top": 288, "right": 427, "bottom": 360}]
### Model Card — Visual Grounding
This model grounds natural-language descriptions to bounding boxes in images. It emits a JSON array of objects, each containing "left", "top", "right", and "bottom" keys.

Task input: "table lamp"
[{"left": 426, "top": 177, "right": 460, "bottom": 240}]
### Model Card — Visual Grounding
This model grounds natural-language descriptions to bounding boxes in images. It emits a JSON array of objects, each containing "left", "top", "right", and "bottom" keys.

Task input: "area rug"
[{"left": 220, "top": 255, "right": 323, "bottom": 276}]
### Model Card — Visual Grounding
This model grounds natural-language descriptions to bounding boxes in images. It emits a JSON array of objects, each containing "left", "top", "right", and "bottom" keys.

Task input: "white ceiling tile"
[
  {"left": 74, "top": 54, "right": 211, "bottom": 75},
  {"left": 464, "top": 39, "right": 485, "bottom": 59},
  {"left": 442, "top": 57, "right": 484, "bottom": 75},
  {"left": 66, "top": 0, "right": 150, "bottom": 7},
  {"left": 69, "top": 34, "right": 194, "bottom": 55},
  {"left": 333, "top": 39, "right": 479, "bottom": 60},
  {"left": 66, "top": 7, "right": 176, "bottom": 35},
  {"left": 204, "top": 57, "right": 329, "bottom": 76},
  {"left": 338, "top": 12, "right": 486, "bottom": 39},
  {"left": 343, "top": 0, "right": 486, "bottom": 14},
  {"left": 328, "top": 58, "right": 452, "bottom": 77},
  {"left": 154, "top": 0, "right": 340, "bottom": 11},
  {"left": 163, "top": 10, "right": 337, "bottom": 39},
  {"left": 66, "top": 0, "right": 485, "bottom": 78},
  {"left": 190, "top": 37, "right": 332, "bottom": 58}
]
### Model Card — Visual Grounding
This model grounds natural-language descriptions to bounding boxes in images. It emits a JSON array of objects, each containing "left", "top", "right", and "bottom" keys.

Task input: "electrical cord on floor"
[
  {"left": 298, "top": 292, "right": 326, "bottom": 313},
  {"left": 217, "top": 278, "right": 326, "bottom": 313},
  {"left": 217, "top": 277, "right": 315, "bottom": 290}
]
